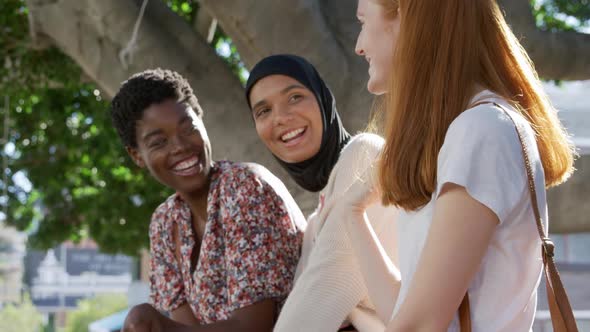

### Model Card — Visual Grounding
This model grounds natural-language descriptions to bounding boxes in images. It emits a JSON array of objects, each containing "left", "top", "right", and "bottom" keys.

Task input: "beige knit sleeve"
[
  {"left": 274, "top": 134, "right": 392, "bottom": 332},
  {"left": 338, "top": 135, "right": 401, "bottom": 324},
  {"left": 330, "top": 133, "right": 383, "bottom": 195},
  {"left": 273, "top": 195, "right": 368, "bottom": 331}
]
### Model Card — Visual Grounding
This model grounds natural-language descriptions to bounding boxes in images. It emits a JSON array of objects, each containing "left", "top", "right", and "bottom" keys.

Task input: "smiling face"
[
  {"left": 248, "top": 75, "right": 323, "bottom": 163},
  {"left": 126, "top": 99, "right": 212, "bottom": 196},
  {"left": 355, "top": 0, "right": 401, "bottom": 95}
]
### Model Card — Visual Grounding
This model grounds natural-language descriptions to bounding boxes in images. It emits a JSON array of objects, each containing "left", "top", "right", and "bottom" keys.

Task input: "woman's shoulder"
[
  {"left": 441, "top": 98, "right": 535, "bottom": 168},
  {"left": 448, "top": 93, "right": 532, "bottom": 142},
  {"left": 342, "top": 133, "right": 385, "bottom": 157},
  {"left": 436, "top": 93, "right": 542, "bottom": 225},
  {"left": 215, "top": 160, "right": 298, "bottom": 207},
  {"left": 215, "top": 160, "right": 281, "bottom": 189},
  {"left": 326, "top": 133, "right": 384, "bottom": 195},
  {"left": 215, "top": 161, "right": 306, "bottom": 229},
  {"left": 149, "top": 193, "right": 181, "bottom": 237},
  {"left": 337, "top": 133, "right": 384, "bottom": 171},
  {"left": 151, "top": 194, "right": 179, "bottom": 219}
]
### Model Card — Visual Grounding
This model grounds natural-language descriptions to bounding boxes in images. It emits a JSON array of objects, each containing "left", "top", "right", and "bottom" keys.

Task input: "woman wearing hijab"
[{"left": 245, "top": 54, "right": 400, "bottom": 332}]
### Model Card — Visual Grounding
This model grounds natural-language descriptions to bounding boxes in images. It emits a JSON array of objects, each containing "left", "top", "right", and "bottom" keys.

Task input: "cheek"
[
  {"left": 313, "top": 112, "right": 324, "bottom": 139},
  {"left": 368, "top": 19, "right": 396, "bottom": 59},
  {"left": 386, "top": 18, "right": 400, "bottom": 51},
  {"left": 373, "top": 31, "right": 396, "bottom": 70},
  {"left": 377, "top": 46, "right": 393, "bottom": 71},
  {"left": 255, "top": 121, "right": 274, "bottom": 146},
  {"left": 144, "top": 151, "right": 165, "bottom": 172},
  {"left": 389, "top": 22, "right": 400, "bottom": 55},
  {"left": 365, "top": 23, "right": 382, "bottom": 52}
]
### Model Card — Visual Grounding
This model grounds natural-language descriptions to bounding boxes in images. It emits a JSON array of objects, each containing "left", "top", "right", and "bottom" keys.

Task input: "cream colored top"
[{"left": 275, "top": 133, "right": 398, "bottom": 332}]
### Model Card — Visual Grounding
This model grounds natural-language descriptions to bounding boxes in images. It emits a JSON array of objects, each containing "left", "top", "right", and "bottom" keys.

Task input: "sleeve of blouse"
[
  {"left": 436, "top": 106, "right": 530, "bottom": 224},
  {"left": 221, "top": 166, "right": 302, "bottom": 313},
  {"left": 148, "top": 205, "right": 187, "bottom": 312},
  {"left": 274, "top": 207, "right": 368, "bottom": 332},
  {"left": 275, "top": 134, "right": 387, "bottom": 331}
]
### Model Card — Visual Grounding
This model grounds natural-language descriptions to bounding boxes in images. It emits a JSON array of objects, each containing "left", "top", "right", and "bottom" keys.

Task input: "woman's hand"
[
  {"left": 339, "top": 166, "right": 381, "bottom": 215},
  {"left": 122, "top": 303, "right": 166, "bottom": 332}
]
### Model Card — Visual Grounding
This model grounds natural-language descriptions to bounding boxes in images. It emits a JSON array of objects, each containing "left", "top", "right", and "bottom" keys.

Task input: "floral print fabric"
[{"left": 149, "top": 161, "right": 303, "bottom": 323}]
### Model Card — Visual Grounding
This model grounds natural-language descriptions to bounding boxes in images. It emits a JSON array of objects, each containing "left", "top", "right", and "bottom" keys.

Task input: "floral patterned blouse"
[{"left": 149, "top": 161, "right": 304, "bottom": 324}]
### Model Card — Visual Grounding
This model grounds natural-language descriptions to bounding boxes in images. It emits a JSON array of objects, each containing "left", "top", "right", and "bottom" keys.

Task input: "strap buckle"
[{"left": 542, "top": 237, "right": 555, "bottom": 258}]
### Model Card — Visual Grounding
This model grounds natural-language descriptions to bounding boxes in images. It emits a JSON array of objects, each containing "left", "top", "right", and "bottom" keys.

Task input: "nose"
[
  {"left": 170, "top": 134, "right": 190, "bottom": 155},
  {"left": 355, "top": 32, "right": 365, "bottom": 56},
  {"left": 273, "top": 105, "right": 294, "bottom": 126}
]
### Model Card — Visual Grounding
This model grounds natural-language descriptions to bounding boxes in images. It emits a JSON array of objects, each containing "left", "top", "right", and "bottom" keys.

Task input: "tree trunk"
[
  {"left": 547, "top": 155, "right": 590, "bottom": 233},
  {"left": 26, "top": 0, "right": 590, "bottom": 231},
  {"left": 497, "top": 0, "right": 590, "bottom": 81}
]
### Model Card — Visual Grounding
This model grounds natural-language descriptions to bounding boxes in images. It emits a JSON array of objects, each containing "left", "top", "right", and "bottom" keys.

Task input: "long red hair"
[{"left": 374, "top": 0, "right": 575, "bottom": 210}]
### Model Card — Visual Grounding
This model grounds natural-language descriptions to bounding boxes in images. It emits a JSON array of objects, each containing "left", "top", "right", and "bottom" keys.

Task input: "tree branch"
[
  {"left": 198, "top": 0, "right": 350, "bottom": 85},
  {"left": 194, "top": 6, "right": 217, "bottom": 43}
]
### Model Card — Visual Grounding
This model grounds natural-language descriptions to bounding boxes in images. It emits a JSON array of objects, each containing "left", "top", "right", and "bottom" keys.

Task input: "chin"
[
  {"left": 277, "top": 151, "right": 311, "bottom": 164},
  {"left": 367, "top": 79, "right": 387, "bottom": 95},
  {"left": 170, "top": 167, "right": 211, "bottom": 193},
  {"left": 279, "top": 156, "right": 303, "bottom": 164}
]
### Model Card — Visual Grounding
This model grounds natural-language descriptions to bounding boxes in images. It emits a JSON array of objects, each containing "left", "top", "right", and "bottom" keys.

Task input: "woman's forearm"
[{"left": 274, "top": 212, "right": 367, "bottom": 331}]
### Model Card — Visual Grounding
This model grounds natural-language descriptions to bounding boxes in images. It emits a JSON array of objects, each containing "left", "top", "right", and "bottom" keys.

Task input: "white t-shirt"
[{"left": 392, "top": 91, "right": 547, "bottom": 331}]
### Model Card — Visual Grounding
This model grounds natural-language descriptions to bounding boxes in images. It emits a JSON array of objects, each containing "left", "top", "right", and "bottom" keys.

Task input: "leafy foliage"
[
  {"left": 0, "top": 295, "right": 44, "bottom": 332},
  {"left": 532, "top": 0, "right": 590, "bottom": 31},
  {"left": 1, "top": 0, "right": 181, "bottom": 255},
  {"left": 63, "top": 294, "right": 128, "bottom": 332}
]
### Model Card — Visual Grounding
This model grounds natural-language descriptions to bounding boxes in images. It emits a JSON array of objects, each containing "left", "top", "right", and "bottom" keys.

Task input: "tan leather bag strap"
[
  {"left": 458, "top": 101, "right": 578, "bottom": 332},
  {"left": 458, "top": 293, "right": 471, "bottom": 332}
]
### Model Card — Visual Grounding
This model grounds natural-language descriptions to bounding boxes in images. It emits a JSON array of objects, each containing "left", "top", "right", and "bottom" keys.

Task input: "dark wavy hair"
[{"left": 110, "top": 68, "right": 201, "bottom": 148}]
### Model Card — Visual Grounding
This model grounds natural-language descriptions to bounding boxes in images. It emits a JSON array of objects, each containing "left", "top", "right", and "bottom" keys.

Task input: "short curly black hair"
[{"left": 110, "top": 68, "right": 202, "bottom": 148}]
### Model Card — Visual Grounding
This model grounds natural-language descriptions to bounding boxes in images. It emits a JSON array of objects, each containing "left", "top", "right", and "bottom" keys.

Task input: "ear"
[{"left": 126, "top": 146, "right": 146, "bottom": 168}]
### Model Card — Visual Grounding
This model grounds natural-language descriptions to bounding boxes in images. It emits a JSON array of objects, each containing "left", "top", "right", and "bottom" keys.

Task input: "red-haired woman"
[{"left": 349, "top": 0, "right": 575, "bottom": 331}]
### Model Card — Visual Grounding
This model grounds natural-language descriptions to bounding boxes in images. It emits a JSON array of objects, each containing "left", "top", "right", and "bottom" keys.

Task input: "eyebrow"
[
  {"left": 251, "top": 84, "right": 306, "bottom": 111},
  {"left": 142, "top": 114, "right": 192, "bottom": 142},
  {"left": 142, "top": 128, "right": 164, "bottom": 142}
]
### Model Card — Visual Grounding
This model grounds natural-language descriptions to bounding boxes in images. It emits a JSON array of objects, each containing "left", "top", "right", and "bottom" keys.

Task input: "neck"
[{"left": 178, "top": 178, "right": 211, "bottom": 220}]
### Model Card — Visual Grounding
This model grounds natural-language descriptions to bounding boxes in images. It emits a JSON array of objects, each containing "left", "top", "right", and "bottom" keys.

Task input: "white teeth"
[
  {"left": 173, "top": 156, "right": 199, "bottom": 171},
  {"left": 281, "top": 128, "right": 305, "bottom": 141}
]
